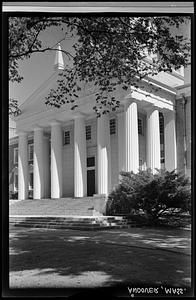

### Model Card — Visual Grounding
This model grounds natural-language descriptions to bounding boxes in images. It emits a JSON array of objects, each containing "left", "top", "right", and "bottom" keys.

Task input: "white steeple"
[{"left": 54, "top": 43, "right": 64, "bottom": 71}]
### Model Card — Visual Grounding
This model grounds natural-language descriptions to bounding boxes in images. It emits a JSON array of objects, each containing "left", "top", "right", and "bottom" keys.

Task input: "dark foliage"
[
  {"left": 106, "top": 169, "right": 191, "bottom": 226},
  {"left": 9, "top": 16, "right": 191, "bottom": 116}
]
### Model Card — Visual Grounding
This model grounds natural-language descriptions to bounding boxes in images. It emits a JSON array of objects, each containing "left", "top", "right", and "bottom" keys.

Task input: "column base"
[
  {"left": 92, "top": 194, "right": 107, "bottom": 215},
  {"left": 93, "top": 194, "right": 107, "bottom": 198}
]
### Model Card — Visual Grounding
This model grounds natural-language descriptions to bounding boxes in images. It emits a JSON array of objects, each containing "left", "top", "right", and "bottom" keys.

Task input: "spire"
[{"left": 54, "top": 43, "right": 64, "bottom": 71}]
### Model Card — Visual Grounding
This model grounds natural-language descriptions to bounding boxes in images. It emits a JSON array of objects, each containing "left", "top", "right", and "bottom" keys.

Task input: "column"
[
  {"left": 117, "top": 112, "right": 125, "bottom": 173},
  {"left": 74, "top": 115, "right": 87, "bottom": 197},
  {"left": 33, "top": 127, "right": 44, "bottom": 199},
  {"left": 51, "top": 121, "right": 63, "bottom": 198},
  {"left": 164, "top": 111, "right": 177, "bottom": 171},
  {"left": 18, "top": 132, "right": 28, "bottom": 200},
  {"left": 146, "top": 107, "right": 161, "bottom": 173},
  {"left": 97, "top": 114, "right": 111, "bottom": 195},
  {"left": 124, "top": 100, "right": 139, "bottom": 173}
]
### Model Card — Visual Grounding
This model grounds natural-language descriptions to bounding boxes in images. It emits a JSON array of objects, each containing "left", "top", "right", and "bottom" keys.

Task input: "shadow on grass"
[
  {"left": 9, "top": 227, "right": 191, "bottom": 288},
  {"left": 108, "top": 228, "right": 191, "bottom": 252}
]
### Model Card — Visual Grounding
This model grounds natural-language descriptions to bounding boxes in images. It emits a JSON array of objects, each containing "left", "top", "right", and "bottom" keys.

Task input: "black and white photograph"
[{"left": 2, "top": 1, "right": 194, "bottom": 298}]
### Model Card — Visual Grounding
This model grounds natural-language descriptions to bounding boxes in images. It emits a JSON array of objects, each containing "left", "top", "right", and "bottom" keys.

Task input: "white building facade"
[{"left": 9, "top": 44, "right": 191, "bottom": 202}]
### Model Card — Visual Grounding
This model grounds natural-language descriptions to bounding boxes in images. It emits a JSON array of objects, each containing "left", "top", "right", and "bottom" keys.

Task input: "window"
[
  {"left": 160, "top": 144, "right": 165, "bottom": 164},
  {"left": 64, "top": 131, "right": 70, "bottom": 145},
  {"left": 110, "top": 119, "right": 116, "bottom": 135},
  {"left": 87, "top": 157, "right": 95, "bottom": 167},
  {"left": 159, "top": 113, "right": 164, "bottom": 135},
  {"left": 139, "top": 159, "right": 143, "bottom": 171},
  {"left": 159, "top": 113, "right": 165, "bottom": 166},
  {"left": 14, "top": 148, "right": 18, "bottom": 164},
  {"left": 159, "top": 113, "right": 164, "bottom": 145},
  {"left": 139, "top": 159, "right": 147, "bottom": 171},
  {"left": 160, "top": 134, "right": 164, "bottom": 145},
  {"left": 161, "top": 150, "right": 165, "bottom": 164},
  {"left": 28, "top": 144, "right": 34, "bottom": 161},
  {"left": 14, "top": 173, "right": 18, "bottom": 191},
  {"left": 29, "top": 172, "right": 33, "bottom": 190},
  {"left": 138, "top": 118, "right": 143, "bottom": 135},
  {"left": 85, "top": 125, "right": 91, "bottom": 140}
]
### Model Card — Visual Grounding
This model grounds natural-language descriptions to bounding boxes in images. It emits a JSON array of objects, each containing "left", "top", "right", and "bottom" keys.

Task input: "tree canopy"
[{"left": 9, "top": 16, "right": 191, "bottom": 116}]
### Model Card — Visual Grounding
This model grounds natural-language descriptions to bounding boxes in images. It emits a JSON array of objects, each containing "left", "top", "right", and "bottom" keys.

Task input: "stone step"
[
  {"left": 9, "top": 215, "right": 134, "bottom": 231},
  {"left": 11, "top": 222, "right": 130, "bottom": 230},
  {"left": 9, "top": 218, "right": 133, "bottom": 226},
  {"left": 12, "top": 222, "right": 102, "bottom": 228},
  {"left": 9, "top": 216, "right": 136, "bottom": 223},
  {"left": 9, "top": 218, "right": 130, "bottom": 225},
  {"left": 9, "top": 215, "right": 128, "bottom": 220},
  {"left": 10, "top": 222, "right": 130, "bottom": 229},
  {"left": 12, "top": 223, "right": 130, "bottom": 231},
  {"left": 9, "top": 197, "right": 106, "bottom": 216},
  {"left": 9, "top": 219, "right": 129, "bottom": 225}
]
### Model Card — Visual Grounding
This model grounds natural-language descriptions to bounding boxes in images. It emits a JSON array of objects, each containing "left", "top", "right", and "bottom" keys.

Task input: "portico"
[
  {"left": 15, "top": 44, "right": 178, "bottom": 201},
  {"left": 17, "top": 97, "right": 177, "bottom": 200}
]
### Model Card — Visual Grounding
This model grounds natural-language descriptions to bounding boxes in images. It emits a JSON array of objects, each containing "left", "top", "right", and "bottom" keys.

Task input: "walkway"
[{"left": 9, "top": 225, "right": 191, "bottom": 292}]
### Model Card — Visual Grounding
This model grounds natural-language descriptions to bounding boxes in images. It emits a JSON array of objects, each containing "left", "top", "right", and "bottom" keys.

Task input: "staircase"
[
  {"left": 9, "top": 197, "right": 146, "bottom": 230},
  {"left": 9, "top": 197, "right": 101, "bottom": 216},
  {"left": 9, "top": 215, "right": 137, "bottom": 230}
]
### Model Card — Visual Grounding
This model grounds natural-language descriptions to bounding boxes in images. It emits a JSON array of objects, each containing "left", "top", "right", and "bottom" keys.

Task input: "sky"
[
  {"left": 9, "top": 16, "right": 190, "bottom": 107},
  {"left": 8, "top": 16, "right": 191, "bottom": 136},
  {"left": 9, "top": 23, "right": 75, "bottom": 136},
  {"left": 9, "top": 24, "right": 74, "bottom": 105}
]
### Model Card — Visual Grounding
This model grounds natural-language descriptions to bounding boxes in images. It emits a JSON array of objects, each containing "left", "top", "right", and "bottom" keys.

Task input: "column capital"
[
  {"left": 17, "top": 131, "right": 28, "bottom": 137},
  {"left": 146, "top": 105, "right": 160, "bottom": 116},
  {"left": 50, "top": 120, "right": 62, "bottom": 127},
  {"left": 117, "top": 111, "right": 124, "bottom": 118},
  {"left": 33, "top": 125, "right": 44, "bottom": 132},
  {"left": 122, "top": 98, "right": 137, "bottom": 109},
  {"left": 73, "top": 112, "right": 86, "bottom": 120},
  {"left": 162, "top": 109, "right": 175, "bottom": 117}
]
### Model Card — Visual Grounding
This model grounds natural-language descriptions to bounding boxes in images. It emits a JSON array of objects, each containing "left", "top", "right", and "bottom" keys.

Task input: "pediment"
[
  {"left": 16, "top": 72, "right": 60, "bottom": 119},
  {"left": 15, "top": 71, "right": 99, "bottom": 123}
]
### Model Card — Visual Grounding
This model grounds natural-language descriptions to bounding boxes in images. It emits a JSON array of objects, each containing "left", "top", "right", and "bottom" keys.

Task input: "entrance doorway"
[{"left": 87, "top": 156, "right": 95, "bottom": 196}]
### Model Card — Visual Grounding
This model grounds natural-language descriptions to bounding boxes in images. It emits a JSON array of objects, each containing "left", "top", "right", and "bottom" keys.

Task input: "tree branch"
[{"left": 10, "top": 46, "right": 74, "bottom": 60}]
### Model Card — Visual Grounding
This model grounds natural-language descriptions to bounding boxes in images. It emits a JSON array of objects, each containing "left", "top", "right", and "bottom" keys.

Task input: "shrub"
[{"left": 106, "top": 169, "right": 191, "bottom": 226}]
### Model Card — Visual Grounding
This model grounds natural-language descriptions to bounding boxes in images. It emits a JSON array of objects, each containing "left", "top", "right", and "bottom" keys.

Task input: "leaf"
[{"left": 8, "top": 16, "right": 190, "bottom": 116}]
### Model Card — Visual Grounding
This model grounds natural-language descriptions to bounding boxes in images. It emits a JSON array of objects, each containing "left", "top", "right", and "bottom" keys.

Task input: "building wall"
[
  {"left": 43, "top": 137, "right": 50, "bottom": 198},
  {"left": 186, "top": 96, "right": 191, "bottom": 177},
  {"left": 176, "top": 95, "right": 191, "bottom": 177},
  {"left": 8, "top": 112, "right": 153, "bottom": 197},
  {"left": 9, "top": 143, "right": 17, "bottom": 193},
  {"left": 62, "top": 123, "right": 74, "bottom": 197},
  {"left": 138, "top": 112, "right": 147, "bottom": 170},
  {"left": 86, "top": 117, "right": 98, "bottom": 193},
  {"left": 9, "top": 143, "right": 16, "bottom": 174},
  {"left": 9, "top": 138, "right": 34, "bottom": 195},
  {"left": 110, "top": 117, "right": 119, "bottom": 191},
  {"left": 60, "top": 116, "right": 126, "bottom": 196},
  {"left": 9, "top": 102, "right": 191, "bottom": 199}
]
